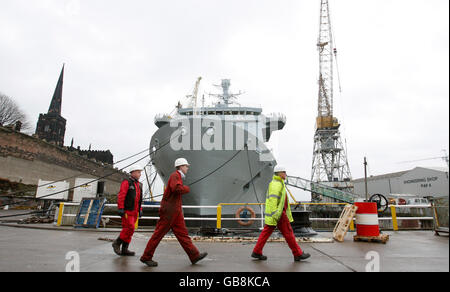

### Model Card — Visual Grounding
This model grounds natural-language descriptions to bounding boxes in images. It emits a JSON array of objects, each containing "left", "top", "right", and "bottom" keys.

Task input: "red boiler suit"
[
  {"left": 141, "top": 171, "right": 200, "bottom": 262},
  {"left": 117, "top": 178, "right": 142, "bottom": 244}
]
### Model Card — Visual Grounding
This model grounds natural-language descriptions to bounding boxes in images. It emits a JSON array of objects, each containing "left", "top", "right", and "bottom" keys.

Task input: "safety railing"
[
  {"left": 56, "top": 202, "right": 436, "bottom": 232},
  {"left": 388, "top": 204, "right": 434, "bottom": 231},
  {"left": 56, "top": 203, "right": 218, "bottom": 228},
  {"left": 301, "top": 204, "right": 434, "bottom": 231},
  {"left": 216, "top": 203, "right": 265, "bottom": 230}
]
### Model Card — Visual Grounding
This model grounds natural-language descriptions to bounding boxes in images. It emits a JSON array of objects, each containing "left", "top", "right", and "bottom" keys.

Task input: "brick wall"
[{"left": 0, "top": 126, "right": 129, "bottom": 197}]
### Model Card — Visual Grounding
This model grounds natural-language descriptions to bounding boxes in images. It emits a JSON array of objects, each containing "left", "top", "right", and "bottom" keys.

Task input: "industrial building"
[{"left": 352, "top": 167, "right": 449, "bottom": 201}]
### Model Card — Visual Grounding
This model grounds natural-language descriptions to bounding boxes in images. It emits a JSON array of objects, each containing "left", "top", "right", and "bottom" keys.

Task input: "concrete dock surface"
[{"left": 0, "top": 223, "right": 448, "bottom": 272}]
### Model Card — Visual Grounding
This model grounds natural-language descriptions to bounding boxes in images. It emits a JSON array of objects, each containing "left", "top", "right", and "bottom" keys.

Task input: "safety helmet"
[
  {"left": 129, "top": 164, "right": 144, "bottom": 173},
  {"left": 175, "top": 158, "right": 190, "bottom": 168},
  {"left": 274, "top": 165, "right": 287, "bottom": 173}
]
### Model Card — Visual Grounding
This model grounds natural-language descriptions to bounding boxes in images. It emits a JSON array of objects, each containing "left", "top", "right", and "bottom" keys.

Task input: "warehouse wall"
[
  {"left": 353, "top": 167, "right": 449, "bottom": 199},
  {"left": 353, "top": 176, "right": 403, "bottom": 198}
]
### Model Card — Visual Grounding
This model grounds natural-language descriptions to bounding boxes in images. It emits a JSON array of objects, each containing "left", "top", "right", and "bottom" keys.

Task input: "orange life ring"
[{"left": 236, "top": 206, "right": 256, "bottom": 226}]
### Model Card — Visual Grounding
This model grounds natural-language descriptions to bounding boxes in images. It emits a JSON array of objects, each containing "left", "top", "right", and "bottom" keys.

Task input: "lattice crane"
[{"left": 311, "top": 0, "right": 353, "bottom": 199}]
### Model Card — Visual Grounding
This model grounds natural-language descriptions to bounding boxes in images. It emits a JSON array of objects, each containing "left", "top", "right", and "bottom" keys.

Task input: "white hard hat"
[
  {"left": 175, "top": 158, "right": 190, "bottom": 168},
  {"left": 129, "top": 164, "right": 144, "bottom": 173},
  {"left": 274, "top": 165, "right": 287, "bottom": 173}
]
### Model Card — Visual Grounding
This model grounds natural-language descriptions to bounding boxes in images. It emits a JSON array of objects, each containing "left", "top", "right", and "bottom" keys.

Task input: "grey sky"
[{"left": 0, "top": 0, "right": 448, "bottom": 200}]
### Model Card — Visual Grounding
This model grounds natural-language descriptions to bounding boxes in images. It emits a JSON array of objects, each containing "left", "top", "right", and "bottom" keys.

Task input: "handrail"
[{"left": 286, "top": 175, "right": 357, "bottom": 203}]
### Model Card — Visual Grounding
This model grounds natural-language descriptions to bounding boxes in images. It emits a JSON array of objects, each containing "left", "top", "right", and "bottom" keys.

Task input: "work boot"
[
  {"left": 251, "top": 252, "right": 267, "bottom": 261},
  {"left": 121, "top": 242, "right": 135, "bottom": 256},
  {"left": 191, "top": 252, "right": 208, "bottom": 265},
  {"left": 294, "top": 252, "right": 311, "bottom": 262},
  {"left": 112, "top": 237, "right": 123, "bottom": 255},
  {"left": 140, "top": 258, "right": 158, "bottom": 267}
]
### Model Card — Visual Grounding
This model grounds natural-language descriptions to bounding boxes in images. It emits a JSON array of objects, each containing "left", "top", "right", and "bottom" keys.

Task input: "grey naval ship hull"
[{"left": 150, "top": 116, "right": 276, "bottom": 220}]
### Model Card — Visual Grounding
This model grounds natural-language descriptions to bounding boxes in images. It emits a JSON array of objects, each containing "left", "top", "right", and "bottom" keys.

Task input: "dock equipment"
[
  {"left": 354, "top": 202, "right": 380, "bottom": 237},
  {"left": 353, "top": 202, "right": 389, "bottom": 244},
  {"left": 74, "top": 198, "right": 107, "bottom": 228},
  {"left": 333, "top": 204, "right": 358, "bottom": 242}
]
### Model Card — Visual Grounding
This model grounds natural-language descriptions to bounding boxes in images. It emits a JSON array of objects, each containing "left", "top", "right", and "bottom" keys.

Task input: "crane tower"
[{"left": 311, "top": 0, "right": 353, "bottom": 200}]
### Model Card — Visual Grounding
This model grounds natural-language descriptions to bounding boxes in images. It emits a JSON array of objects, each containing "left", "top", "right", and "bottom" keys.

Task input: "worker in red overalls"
[
  {"left": 112, "top": 165, "right": 144, "bottom": 256},
  {"left": 140, "top": 158, "right": 207, "bottom": 267}
]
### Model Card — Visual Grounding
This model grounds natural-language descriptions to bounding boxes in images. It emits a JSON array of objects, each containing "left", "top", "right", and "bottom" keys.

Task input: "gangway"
[{"left": 286, "top": 176, "right": 357, "bottom": 204}]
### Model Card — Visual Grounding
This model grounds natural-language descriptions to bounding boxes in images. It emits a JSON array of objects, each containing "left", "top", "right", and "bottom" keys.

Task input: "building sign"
[
  {"left": 400, "top": 168, "right": 448, "bottom": 198},
  {"left": 36, "top": 180, "right": 69, "bottom": 200},
  {"left": 404, "top": 176, "right": 439, "bottom": 188},
  {"left": 72, "top": 178, "right": 98, "bottom": 203},
  {"left": 404, "top": 177, "right": 438, "bottom": 184}
]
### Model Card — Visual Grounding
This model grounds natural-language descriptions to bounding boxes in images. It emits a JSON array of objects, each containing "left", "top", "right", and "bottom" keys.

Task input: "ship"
[{"left": 150, "top": 79, "right": 286, "bottom": 221}]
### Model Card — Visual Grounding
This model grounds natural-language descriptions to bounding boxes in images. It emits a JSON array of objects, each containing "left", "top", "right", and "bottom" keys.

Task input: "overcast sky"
[{"left": 0, "top": 0, "right": 448, "bottom": 200}]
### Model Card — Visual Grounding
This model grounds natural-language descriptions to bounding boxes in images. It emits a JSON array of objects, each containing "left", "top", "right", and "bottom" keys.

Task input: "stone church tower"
[{"left": 35, "top": 65, "right": 67, "bottom": 147}]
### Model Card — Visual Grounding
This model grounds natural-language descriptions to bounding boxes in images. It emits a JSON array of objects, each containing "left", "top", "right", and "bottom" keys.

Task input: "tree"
[{"left": 0, "top": 92, "right": 31, "bottom": 131}]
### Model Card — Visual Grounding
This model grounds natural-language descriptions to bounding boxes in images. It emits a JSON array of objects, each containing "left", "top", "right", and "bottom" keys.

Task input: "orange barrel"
[{"left": 354, "top": 202, "right": 380, "bottom": 237}]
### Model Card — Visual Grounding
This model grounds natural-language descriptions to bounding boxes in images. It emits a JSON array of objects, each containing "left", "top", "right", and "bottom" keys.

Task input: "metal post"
[
  {"left": 216, "top": 205, "right": 222, "bottom": 229},
  {"left": 390, "top": 205, "right": 398, "bottom": 231},
  {"left": 364, "top": 157, "right": 368, "bottom": 201},
  {"left": 56, "top": 202, "right": 65, "bottom": 227}
]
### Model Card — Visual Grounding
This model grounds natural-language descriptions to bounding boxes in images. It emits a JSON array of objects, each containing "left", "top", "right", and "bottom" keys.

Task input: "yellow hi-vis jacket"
[{"left": 264, "top": 175, "right": 294, "bottom": 226}]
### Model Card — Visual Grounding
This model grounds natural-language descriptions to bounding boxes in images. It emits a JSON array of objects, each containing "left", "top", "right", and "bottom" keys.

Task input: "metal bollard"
[{"left": 216, "top": 205, "right": 222, "bottom": 229}]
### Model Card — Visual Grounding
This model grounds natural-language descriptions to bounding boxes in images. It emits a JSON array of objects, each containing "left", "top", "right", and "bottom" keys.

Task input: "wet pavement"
[{"left": 0, "top": 223, "right": 448, "bottom": 272}]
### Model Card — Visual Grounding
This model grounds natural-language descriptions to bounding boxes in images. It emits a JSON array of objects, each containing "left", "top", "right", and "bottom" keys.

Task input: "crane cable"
[
  {"left": 245, "top": 144, "right": 261, "bottom": 204},
  {"left": 0, "top": 153, "right": 150, "bottom": 209},
  {"left": 0, "top": 132, "right": 181, "bottom": 208},
  {"left": 0, "top": 167, "right": 158, "bottom": 220},
  {"left": 1, "top": 140, "right": 265, "bottom": 218},
  {"left": 187, "top": 149, "right": 243, "bottom": 187},
  {"left": 147, "top": 148, "right": 245, "bottom": 200},
  {"left": 0, "top": 147, "right": 151, "bottom": 198}
]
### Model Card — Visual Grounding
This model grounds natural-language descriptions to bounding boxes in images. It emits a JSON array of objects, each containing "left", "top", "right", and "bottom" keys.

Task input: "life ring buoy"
[{"left": 236, "top": 206, "right": 256, "bottom": 226}]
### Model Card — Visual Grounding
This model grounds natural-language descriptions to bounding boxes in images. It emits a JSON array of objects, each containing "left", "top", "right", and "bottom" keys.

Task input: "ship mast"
[{"left": 209, "top": 79, "right": 243, "bottom": 107}]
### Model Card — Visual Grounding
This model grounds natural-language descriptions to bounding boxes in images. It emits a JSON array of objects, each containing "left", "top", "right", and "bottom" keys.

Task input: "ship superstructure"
[{"left": 151, "top": 79, "right": 286, "bottom": 218}]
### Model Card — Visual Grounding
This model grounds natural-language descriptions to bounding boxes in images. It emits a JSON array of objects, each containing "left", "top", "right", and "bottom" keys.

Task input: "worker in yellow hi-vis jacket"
[{"left": 251, "top": 166, "right": 311, "bottom": 262}]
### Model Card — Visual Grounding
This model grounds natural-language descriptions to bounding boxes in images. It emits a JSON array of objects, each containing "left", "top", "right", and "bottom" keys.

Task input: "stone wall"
[
  {"left": 0, "top": 126, "right": 128, "bottom": 198},
  {"left": 68, "top": 147, "right": 114, "bottom": 165}
]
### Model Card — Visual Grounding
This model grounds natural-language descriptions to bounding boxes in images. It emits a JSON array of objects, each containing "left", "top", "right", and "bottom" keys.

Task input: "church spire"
[
  {"left": 35, "top": 64, "right": 67, "bottom": 147},
  {"left": 48, "top": 64, "right": 64, "bottom": 115}
]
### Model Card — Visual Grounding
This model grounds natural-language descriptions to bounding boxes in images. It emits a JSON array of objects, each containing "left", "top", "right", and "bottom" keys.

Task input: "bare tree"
[{"left": 0, "top": 92, "right": 31, "bottom": 131}]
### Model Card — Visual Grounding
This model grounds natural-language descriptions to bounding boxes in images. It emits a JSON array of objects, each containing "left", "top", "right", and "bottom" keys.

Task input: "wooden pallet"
[
  {"left": 353, "top": 234, "right": 389, "bottom": 244},
  {"left": 333, "top": 204, "right": 358, "bottom": 242}
]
